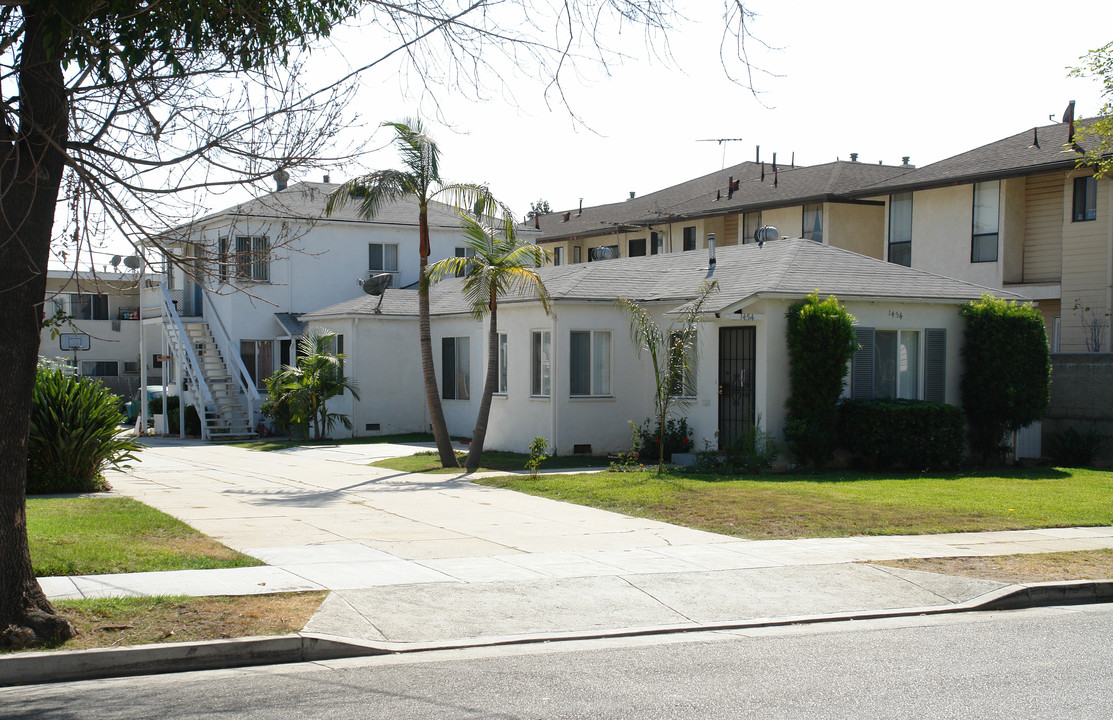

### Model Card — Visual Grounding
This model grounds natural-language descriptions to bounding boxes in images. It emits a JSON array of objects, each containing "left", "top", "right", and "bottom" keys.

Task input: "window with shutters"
[{"left": 851, "top": 327, "right": 946, "bottom": 402}]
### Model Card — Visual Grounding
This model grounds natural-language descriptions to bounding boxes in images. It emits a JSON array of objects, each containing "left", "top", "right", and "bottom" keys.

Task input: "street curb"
[{"left": 5, "top": 579, "right": 1112, "bottom": 687}]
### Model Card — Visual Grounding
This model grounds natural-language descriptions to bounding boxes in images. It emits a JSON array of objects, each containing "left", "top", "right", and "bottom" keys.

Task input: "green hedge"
[{"left": 838, "top": 398, "right": 965, "bottom": 472}]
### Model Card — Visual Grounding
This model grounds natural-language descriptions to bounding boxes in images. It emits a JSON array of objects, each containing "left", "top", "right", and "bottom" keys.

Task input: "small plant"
[
  {"left": 692, "top": 420, "right": 778, "bottom": 475},
  {"left": 1047, "top": 427, "right": 1103, "bottom": 467},
  {"left": 28, "top": 366, "right": 142, "bottom": 494},
  {"left": 1073, "top": 299, "right": 1110, "bottom": 352},
  {"left": 633, "top": 416, "right": 693, "bottom": 462},
  {"left": 526, "top": 436, "right": 549, "bottom": 478}
]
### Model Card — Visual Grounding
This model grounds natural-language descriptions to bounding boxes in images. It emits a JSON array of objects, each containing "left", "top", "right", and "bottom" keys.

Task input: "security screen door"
[{"left": 718, "top": 326, "right": 756, "bottom": 450}]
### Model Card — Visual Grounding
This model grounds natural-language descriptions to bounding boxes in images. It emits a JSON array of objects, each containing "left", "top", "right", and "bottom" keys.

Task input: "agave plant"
[{"left": 27, "top": 368, "right": 141, "bottom": 493}]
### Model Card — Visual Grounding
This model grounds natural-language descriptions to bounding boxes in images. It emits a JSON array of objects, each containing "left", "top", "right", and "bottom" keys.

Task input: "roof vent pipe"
[
  {"left": 707, "top": 233, "right": 716, "bottom": 267},
  {"left": 577, "top": 198, "right": 583, "bottom": 216},
  {"left": 849, "top": 153, "right": 858, "bottom": 163},
  {"left": 628, "top": 191, "right": 636, "bottom": 200},
  {"left": 273, "top": 169, "right": 290, "bottom": 191},
  {"left": 902, "top": 156, "right": 911, "bottom": 166}
]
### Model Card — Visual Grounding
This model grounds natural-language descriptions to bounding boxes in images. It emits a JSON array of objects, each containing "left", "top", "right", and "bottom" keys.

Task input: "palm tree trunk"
[
  {"left": 0, "top": 7, "right": 77, "bottom": 649},
  {"left": 419, "top": 211, "right": 458, "bottom": 468},
  {"left": 466, "top": 302, "right": 499, "bottom": 470}
]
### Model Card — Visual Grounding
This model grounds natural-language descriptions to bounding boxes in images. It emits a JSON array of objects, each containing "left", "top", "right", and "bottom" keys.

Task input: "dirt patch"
[
  {"left": 34, "top": 592, "right": 328, "bottom": 652},
  {"left": 875, "top": 549, "right": 1113, "bottom": 584}
]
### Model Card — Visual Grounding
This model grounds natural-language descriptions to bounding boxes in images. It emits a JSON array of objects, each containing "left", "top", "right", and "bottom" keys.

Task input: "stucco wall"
[
  {"left": 828, "top": 202, "right": 885, "bottom": 259},
  {"left": 1059, "top": 172, "right": 1112, "bottom": 353},
  {"left": 910, "top": 185, "right": 1002, "bottom": 288}
]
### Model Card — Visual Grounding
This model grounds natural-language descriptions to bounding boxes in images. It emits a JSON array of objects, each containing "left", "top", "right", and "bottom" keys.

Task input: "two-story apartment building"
[
  {"left": 38, "top": 269, "right": 164, "bottom": 399},
  {"left": 857, "top": 119, "right": 1109, "bottom": 352},
  {"left": 137, "top": 177, "right": 502, "bottom": 438},
  {"left": 534, "top": 158, "right": 913, "bottom": 264}
]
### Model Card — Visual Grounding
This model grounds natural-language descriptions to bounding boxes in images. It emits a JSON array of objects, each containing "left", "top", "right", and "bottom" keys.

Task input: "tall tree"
[
  {"left": 615, "top": 281, "right": 718, "bottom": 474},
  {"left": 428, "top": 212, "right": 552, "bottom": 470},
  {"left": 326, "top": 119, "right": 497, "bottom": 468},
  {"left": 0, "top": 0, "right": 758, "bottom": 648}
]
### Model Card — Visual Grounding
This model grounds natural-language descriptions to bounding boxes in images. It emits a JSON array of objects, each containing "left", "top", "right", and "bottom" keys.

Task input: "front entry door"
[{"left": 718, "top": 326, "right": 756, "bottom": 450}]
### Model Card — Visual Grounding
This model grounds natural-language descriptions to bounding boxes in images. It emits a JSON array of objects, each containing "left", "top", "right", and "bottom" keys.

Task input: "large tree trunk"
[
  {"left": 0, "top": 7, "right": 78, "bottom": 649},
  {"left": 465, "top": 302, "right": 498, "bottom": 471},
  {"left": 418, "top": 211, "right": 458, "bottom": 468}
]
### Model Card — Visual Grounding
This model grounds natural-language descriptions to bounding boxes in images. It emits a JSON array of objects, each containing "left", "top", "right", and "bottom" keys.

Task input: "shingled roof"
[
  {"left": 535, "top": 161, "right": 911, "bottom": 244},
  {"left": 858, "top": 119, "right": 1101, "bottom": 195},
  {"left": 167, "top": 181, "right": 466, "bottom": 236},
  {"left": 304, "top": 238, "right": 1013, "bottom": 321}
]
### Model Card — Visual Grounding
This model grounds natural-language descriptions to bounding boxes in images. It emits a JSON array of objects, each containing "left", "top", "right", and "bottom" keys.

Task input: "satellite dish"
[
  {"left": 357, "top": 272, "right": 392, "bottom": 313},
  {"left": 122, "top": 255, "right": 141, "bottom": 270},
  {"left": 109, "top": 255, "right": 122, "bottom": 269},
  {"left": 754, "top": 225, "right": 779, "bottom": 247}
]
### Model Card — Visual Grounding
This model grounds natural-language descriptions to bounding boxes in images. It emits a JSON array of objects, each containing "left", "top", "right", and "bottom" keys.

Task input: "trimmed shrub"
[
  {"left": 1046, "top": 427, "right": 1103, "bottom": 467},
  {"left": 838, "top": 399, "right": 965, "bottom": 472},
  {"left": 633, "top": 417, "right": 693, "bottom": 462},
  {"left": 28, "top": 368, "right": 142, "bottom": 494},
  {"left": 784, "top": 291, "right": 857, "bottom": 467},
  {"left": 960, "top": 294, "right": 1050, "bottom": 462},
  {"left": 693, "top": 420, "right": 779, "bottom": 475}
]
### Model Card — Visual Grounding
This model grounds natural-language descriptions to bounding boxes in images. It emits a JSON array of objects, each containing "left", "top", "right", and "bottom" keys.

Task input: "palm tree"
[
  {"left": 326, "top": 118, "right": 495, "bottom": 468},
  {"left": 615, "top": 281, "right": 718, "bottom": 474},
  {"left": 427, "top": 212, "right": 552, "bottom": 470},
  {"left": 269, "top": 329, "right": 360, "bottom": 441}
]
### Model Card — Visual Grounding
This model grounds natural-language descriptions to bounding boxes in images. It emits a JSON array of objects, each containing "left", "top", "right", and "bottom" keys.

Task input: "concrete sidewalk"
[{"left": 36, "top": 438, "right": 1113, "bottom": 648}]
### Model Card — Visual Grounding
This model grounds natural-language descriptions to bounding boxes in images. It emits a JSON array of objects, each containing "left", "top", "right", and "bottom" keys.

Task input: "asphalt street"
[{"left": 6, "top": 602, "right": 1112, "bottom": 719}]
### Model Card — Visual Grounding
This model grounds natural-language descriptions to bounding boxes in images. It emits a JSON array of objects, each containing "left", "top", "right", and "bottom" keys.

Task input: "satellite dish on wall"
[
  {"left": 109, "top": 255, "right": 122, "bottom": 269},
  {"left": 122, "top": 255, "right": 141, "bottom": 270},
  {"left": 357, "top": 272, "right": 392, "bottom": 313}
]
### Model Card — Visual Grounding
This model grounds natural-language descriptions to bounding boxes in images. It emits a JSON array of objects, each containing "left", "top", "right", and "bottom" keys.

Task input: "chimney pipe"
[
  {"left": 728, "top": 175, "right": 734, "bottom": 200},
  {"left": 850, "top": 153, "right": 858, "bottom": 163},
  {"left": 755, "top": 145, "right": 760, "bottom": 163},
  {"left": 707, "top": 233, "right": 717, "bottom": 267},
  {"left": 628, "top": 191, "right": 636, "bottom": 200},
  {"left": 273, "top": 169, "right": 290, "bottom": 191},
  {"left": 323, "top": 174, "right": 330, "bottom": 183},
  {"left": 578, "top": 198, "right": 583, "bottom": 216},
  {"left": 902, "top": 156, "right": 911, "bottom": 166}
]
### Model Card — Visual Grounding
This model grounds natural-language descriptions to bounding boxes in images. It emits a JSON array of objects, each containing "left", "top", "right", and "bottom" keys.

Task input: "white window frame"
[
  {"left": 497, "top": 332, "right": 508, "bottom": 395},
  {"left": 569, "top": 330, "right": 612, "bottom": 397},
  {"left": 874, "top": 329, "right": 921, "bottom": 400},
  {"left": 369, "top": 242, "right": 400, "bottom": 283},
  {"left": 531, "top": 330, "right": 551, "bottom": 397},
  {"left": 971, "top": 180, "right": 999, "bottom": 263},
  {"left": 441, "top": 336, "right": 470, "bottom": 400}
]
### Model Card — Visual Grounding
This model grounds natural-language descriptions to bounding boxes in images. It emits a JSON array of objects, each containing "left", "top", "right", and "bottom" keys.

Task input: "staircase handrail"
[
  {"left": 159, "top": 285, "right": 214, "bottom": 411},
  {"left": 201, "top": 290, "right": 261, "bottom": 414}
]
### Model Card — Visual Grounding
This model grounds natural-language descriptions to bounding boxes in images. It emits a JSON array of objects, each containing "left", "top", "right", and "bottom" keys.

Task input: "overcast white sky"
[
  {"left": 326, "top": 0, "right": 1112, "bottom": 218},
  {"left": 82, "top": 0, "right": 1112, "bottom": 266}
]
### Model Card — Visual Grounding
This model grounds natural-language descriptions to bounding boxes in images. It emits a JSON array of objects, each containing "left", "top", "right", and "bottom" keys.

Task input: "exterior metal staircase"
[{"left": 160, "top": 286, "right": 258, "bottom": 441}]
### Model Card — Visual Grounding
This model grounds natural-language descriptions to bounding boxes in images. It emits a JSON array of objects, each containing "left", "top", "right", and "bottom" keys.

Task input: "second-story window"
[
  {"left": 60, "top": 293, "right": 109, "bottom": 320},
  {"left": 553, "top": 247, "right": 564, "bottom": 266},
  {"left": 1073, "top": 176, "right": 1098, "bottom": 222},
  {"left": 802, "top": 204, "right": 823, "bottom": 242},
  {"left": 888, "top": 192, "right": 913, "bottom": 267},
  {"left": 369, "top": 242, "right": 399, "bottom": 279},
  {"left": 233, "top": 235, "right": 270, "bottom": 282},
  {"left": 971, "top": 180, "right": 999, "bottom": 263},
  {"left": 628, "top": 238, "right": 647, "bottom": 257},
  {"left": 742, "top": 211, "right": 763, "bottom": 244},
  {"left": 683, "top": 226, "right": 696, "bottom": 251}
]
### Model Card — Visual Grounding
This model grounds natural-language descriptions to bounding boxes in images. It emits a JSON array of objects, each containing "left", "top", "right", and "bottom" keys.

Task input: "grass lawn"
[
  {"left": 28, "top": 497, "right": 262, "bottom": 576},
  {"left": 231, "top": 432, "right": 442, "bottom": 452},
  {"left": 476, "top": 467, "right": 1113, "bottom": 539},
  {"left": 17, "top": 593, "right": 328, "bottom": 653},
  {"left": 372, "top": 449, "right": 612, "bottom": 474}
]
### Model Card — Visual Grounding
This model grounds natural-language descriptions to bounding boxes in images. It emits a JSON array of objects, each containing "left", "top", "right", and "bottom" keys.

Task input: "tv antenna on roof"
[
  {"left": 696, "top": 138, "right": 745, "bottom": 169},
  {"left": 358, "top": 272, "right": 392, "bottom": 314}
]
